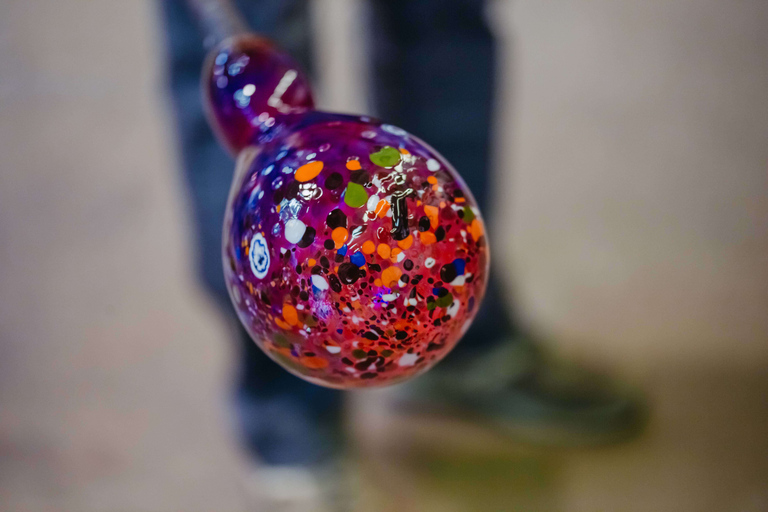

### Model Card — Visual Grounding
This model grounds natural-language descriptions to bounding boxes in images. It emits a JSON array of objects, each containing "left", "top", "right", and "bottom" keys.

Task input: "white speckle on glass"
[
  {"left": 284, "top": 218, "right": 306, "bottom": 244},
  {"left": 446, "top": 299, "right": 461, "bottom": 318},
  {"left": 311, "top": 274, "right": 329, "bottom": 291},
  {"left": 382, "top": 124, "right": 408, "bottom": 136}
]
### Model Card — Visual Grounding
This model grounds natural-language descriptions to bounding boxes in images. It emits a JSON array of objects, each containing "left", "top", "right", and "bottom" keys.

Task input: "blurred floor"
[
  {"left": 1, "top": 1, "right": 767, "bottom": 511},
  {"left": 352, "top": 363, "right": 768, "bottom": 511}
]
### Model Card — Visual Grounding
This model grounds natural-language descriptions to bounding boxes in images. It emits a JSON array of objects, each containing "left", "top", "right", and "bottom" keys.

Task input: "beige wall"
[{"left": 490, "top": 0, "right": 768, "bottom": 370}]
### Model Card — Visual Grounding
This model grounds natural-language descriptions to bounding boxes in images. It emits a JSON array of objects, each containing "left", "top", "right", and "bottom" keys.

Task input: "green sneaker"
[{"left": 393, "top": 339, "right": 647, "bottom": 447}]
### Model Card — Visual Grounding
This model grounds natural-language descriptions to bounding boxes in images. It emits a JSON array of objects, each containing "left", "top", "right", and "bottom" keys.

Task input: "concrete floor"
[{"left": 1, "top": 1, "right": 767, "bottom": 511}]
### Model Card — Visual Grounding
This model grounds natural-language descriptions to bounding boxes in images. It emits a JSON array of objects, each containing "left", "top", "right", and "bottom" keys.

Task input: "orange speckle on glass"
[
  {"left": 424, "top": 205, "right": 439, "bottom": 229},
  {"left": 374, "top": 278, "right": 383, "bottom": 287},
  {"left": 394, "top": 319, "right": 409, "bottom": 331},
  {"left": 308, "top": 258, "right": 316, "bottom": 267},
  {"left": 362, "top": 240, "right": 376, "bottom": 254},
  {"left": 301, "top": 356, "right": 329, "bottom": 369},
  {"left": 439, "top": 201, "right": 446, "bottom": 208},
  {"left": 399, "top": 147, "right": 410, "bottom": 154},
  {"left": 397, "top": 234, "right": 413, "bottom": 250},
  {"left": 390, "top": 247, "right": 402, "bottom": 262},
  {"left": 276, "top": 204, "right": 281, "bottom": 213},
  {"left": 275, "top": 317, "right": 291, "bottom": 330},
  {"left": 377, "top": 243, "right": 391, "bottom": 259},
  {"left": 455, "top": 197, "right": 466, "bottom": 203},
  {"left": 295, "top": 160, "right": 324, "bottom": 182},
  {"left": 332, "top": 227, "right": 349, "bottom": 248},
  {"left": 381, "top": 266, "right": 402, "bottom": 287},
  {"left": 427, "top": 176, "right": 438, "bottom": 184},
  {"left": 346, "top": 159, "right": 361, "bottom": 171},
  {"left": 419, "top": 231, "right": 437, "bottom": 245},
  {"left": 469, "top": 218, "right": 484, "bottom": 241},
  {"left": 282, "top": 304, "right": 299, "bottom": 326},
  {"left": 375, "top": 200, "right": 390, "bottom": 218}
]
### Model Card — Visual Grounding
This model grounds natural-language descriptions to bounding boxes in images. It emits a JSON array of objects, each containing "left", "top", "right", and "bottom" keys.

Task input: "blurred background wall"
[
  {"left": 1, "top": 0, "right": 767, "bottom": 510},
  {"left": 0, "top": 1, "right": 251, "bottom": 510},
  {"left": 495, "top": 0, "right": 768, "bottom": 373}
]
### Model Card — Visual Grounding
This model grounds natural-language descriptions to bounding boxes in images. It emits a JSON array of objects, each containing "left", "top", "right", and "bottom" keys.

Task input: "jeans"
[{"left": 160, "top": 0, "right": 516, "bottom": 466}]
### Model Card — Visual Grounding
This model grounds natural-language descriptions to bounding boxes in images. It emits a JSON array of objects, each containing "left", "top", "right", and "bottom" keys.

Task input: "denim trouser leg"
[
  {"left": 159, "top": 0, "right": 343, "bottom": 466},
  {"left": 160, "top": 0, "right": 516, "bottom": 467},
  {"left": 370, "top": 0, "right": 518, "bottom": 356}
]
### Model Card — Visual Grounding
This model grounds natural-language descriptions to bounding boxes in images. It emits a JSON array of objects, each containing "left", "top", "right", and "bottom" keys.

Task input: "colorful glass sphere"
[{"left": 207, "top": 36, "right": 489, "bottom": 388}]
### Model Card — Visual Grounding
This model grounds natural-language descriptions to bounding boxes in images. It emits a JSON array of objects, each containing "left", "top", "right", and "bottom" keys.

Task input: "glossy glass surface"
[
  {"left": 207, "top": 35, "right": 489, "bottom": 388},
  {"left": 204, "top": 35, "right": 314, "bottom": 154}
]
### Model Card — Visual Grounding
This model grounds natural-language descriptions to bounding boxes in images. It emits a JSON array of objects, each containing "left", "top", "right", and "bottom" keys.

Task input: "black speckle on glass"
[
  {"left": 325, "top": 172, "right": 343, "bottom": 189},
  {"left": 350, "top": 169, "right": 371, "bottom": 185},
  {"left": 329, "top": 274, "right": 342, "bottom": 292},
  {"left": 391, "top": 190, "right": 411, "bottom": 240},
  {"left": 326, "top": 209, "right": 347, "bottom": 229},
  {"left": 297, "top": 226, "right": 316, "bottom": 248},
  {"left": 439, "top": 263, "right": 457, "bottom": 283},
  {"left": 338, "top": 262, "right": 360, "bottom": 285}
]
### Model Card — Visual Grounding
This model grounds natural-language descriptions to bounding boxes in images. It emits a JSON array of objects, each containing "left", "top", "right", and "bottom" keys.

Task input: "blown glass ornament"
[{"left": 204, "top": 34, "right": 489, "bottom": 388}]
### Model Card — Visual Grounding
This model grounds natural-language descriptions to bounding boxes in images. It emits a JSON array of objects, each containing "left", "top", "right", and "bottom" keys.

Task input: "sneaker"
[
  {"left": 393, "top": 338, "right": 647, "bottom": 447},
  {"left": 243, "top": 460, "right": 356, "bottom": 512}
]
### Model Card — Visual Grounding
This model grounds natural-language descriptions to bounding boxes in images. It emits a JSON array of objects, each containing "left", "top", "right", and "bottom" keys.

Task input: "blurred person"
[{"left": 160, "top": 0, "right": 643, "bottom": 509}]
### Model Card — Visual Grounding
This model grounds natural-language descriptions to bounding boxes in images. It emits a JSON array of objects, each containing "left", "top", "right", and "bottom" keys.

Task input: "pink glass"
[{"left": 204, "top": 34, "right": 489, "bottom": 388}]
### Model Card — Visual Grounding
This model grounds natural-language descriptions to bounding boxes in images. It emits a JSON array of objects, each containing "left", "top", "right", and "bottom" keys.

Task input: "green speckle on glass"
[
  {"left": 381, "top": 349, "right": 394, "bottom": 357},
  {"left": 369, "top": 146, "right": 401, "bottom": 168},
  {"left": 427, "top": 300, "right": 437, "bottom": 311},
  {"left": 352, "top": 349, "right": 368, "bottom": 359},
  {"left": 436, "top": 292, "right": 453, "bottom": 309},
  {"left": 273, "top": 333, "right": 290, "bottom": 348},
  {"left": 273, "top": 352, "right": 308, "bottom": 374},
  {"left": 344, "top": 182, "right": 368, "bottom": 208},
  {"left": 462, "top": 206, "right": 475, "bottom": 224}
]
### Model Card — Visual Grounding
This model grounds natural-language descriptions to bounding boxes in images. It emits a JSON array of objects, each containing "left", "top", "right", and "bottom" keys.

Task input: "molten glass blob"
[{"left": 207, "top": 35, "right": 489, "bottom": 388}]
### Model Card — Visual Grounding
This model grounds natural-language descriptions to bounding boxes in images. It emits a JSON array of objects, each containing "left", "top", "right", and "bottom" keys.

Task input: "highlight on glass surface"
[{"left": 191, "top": 0, "right": 489, "bottom": 388}]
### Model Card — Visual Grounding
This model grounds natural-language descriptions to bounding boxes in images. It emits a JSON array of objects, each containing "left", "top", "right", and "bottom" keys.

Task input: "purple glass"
[{"left": 203, "top": 34, "right": 489, "bottom": 388}]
